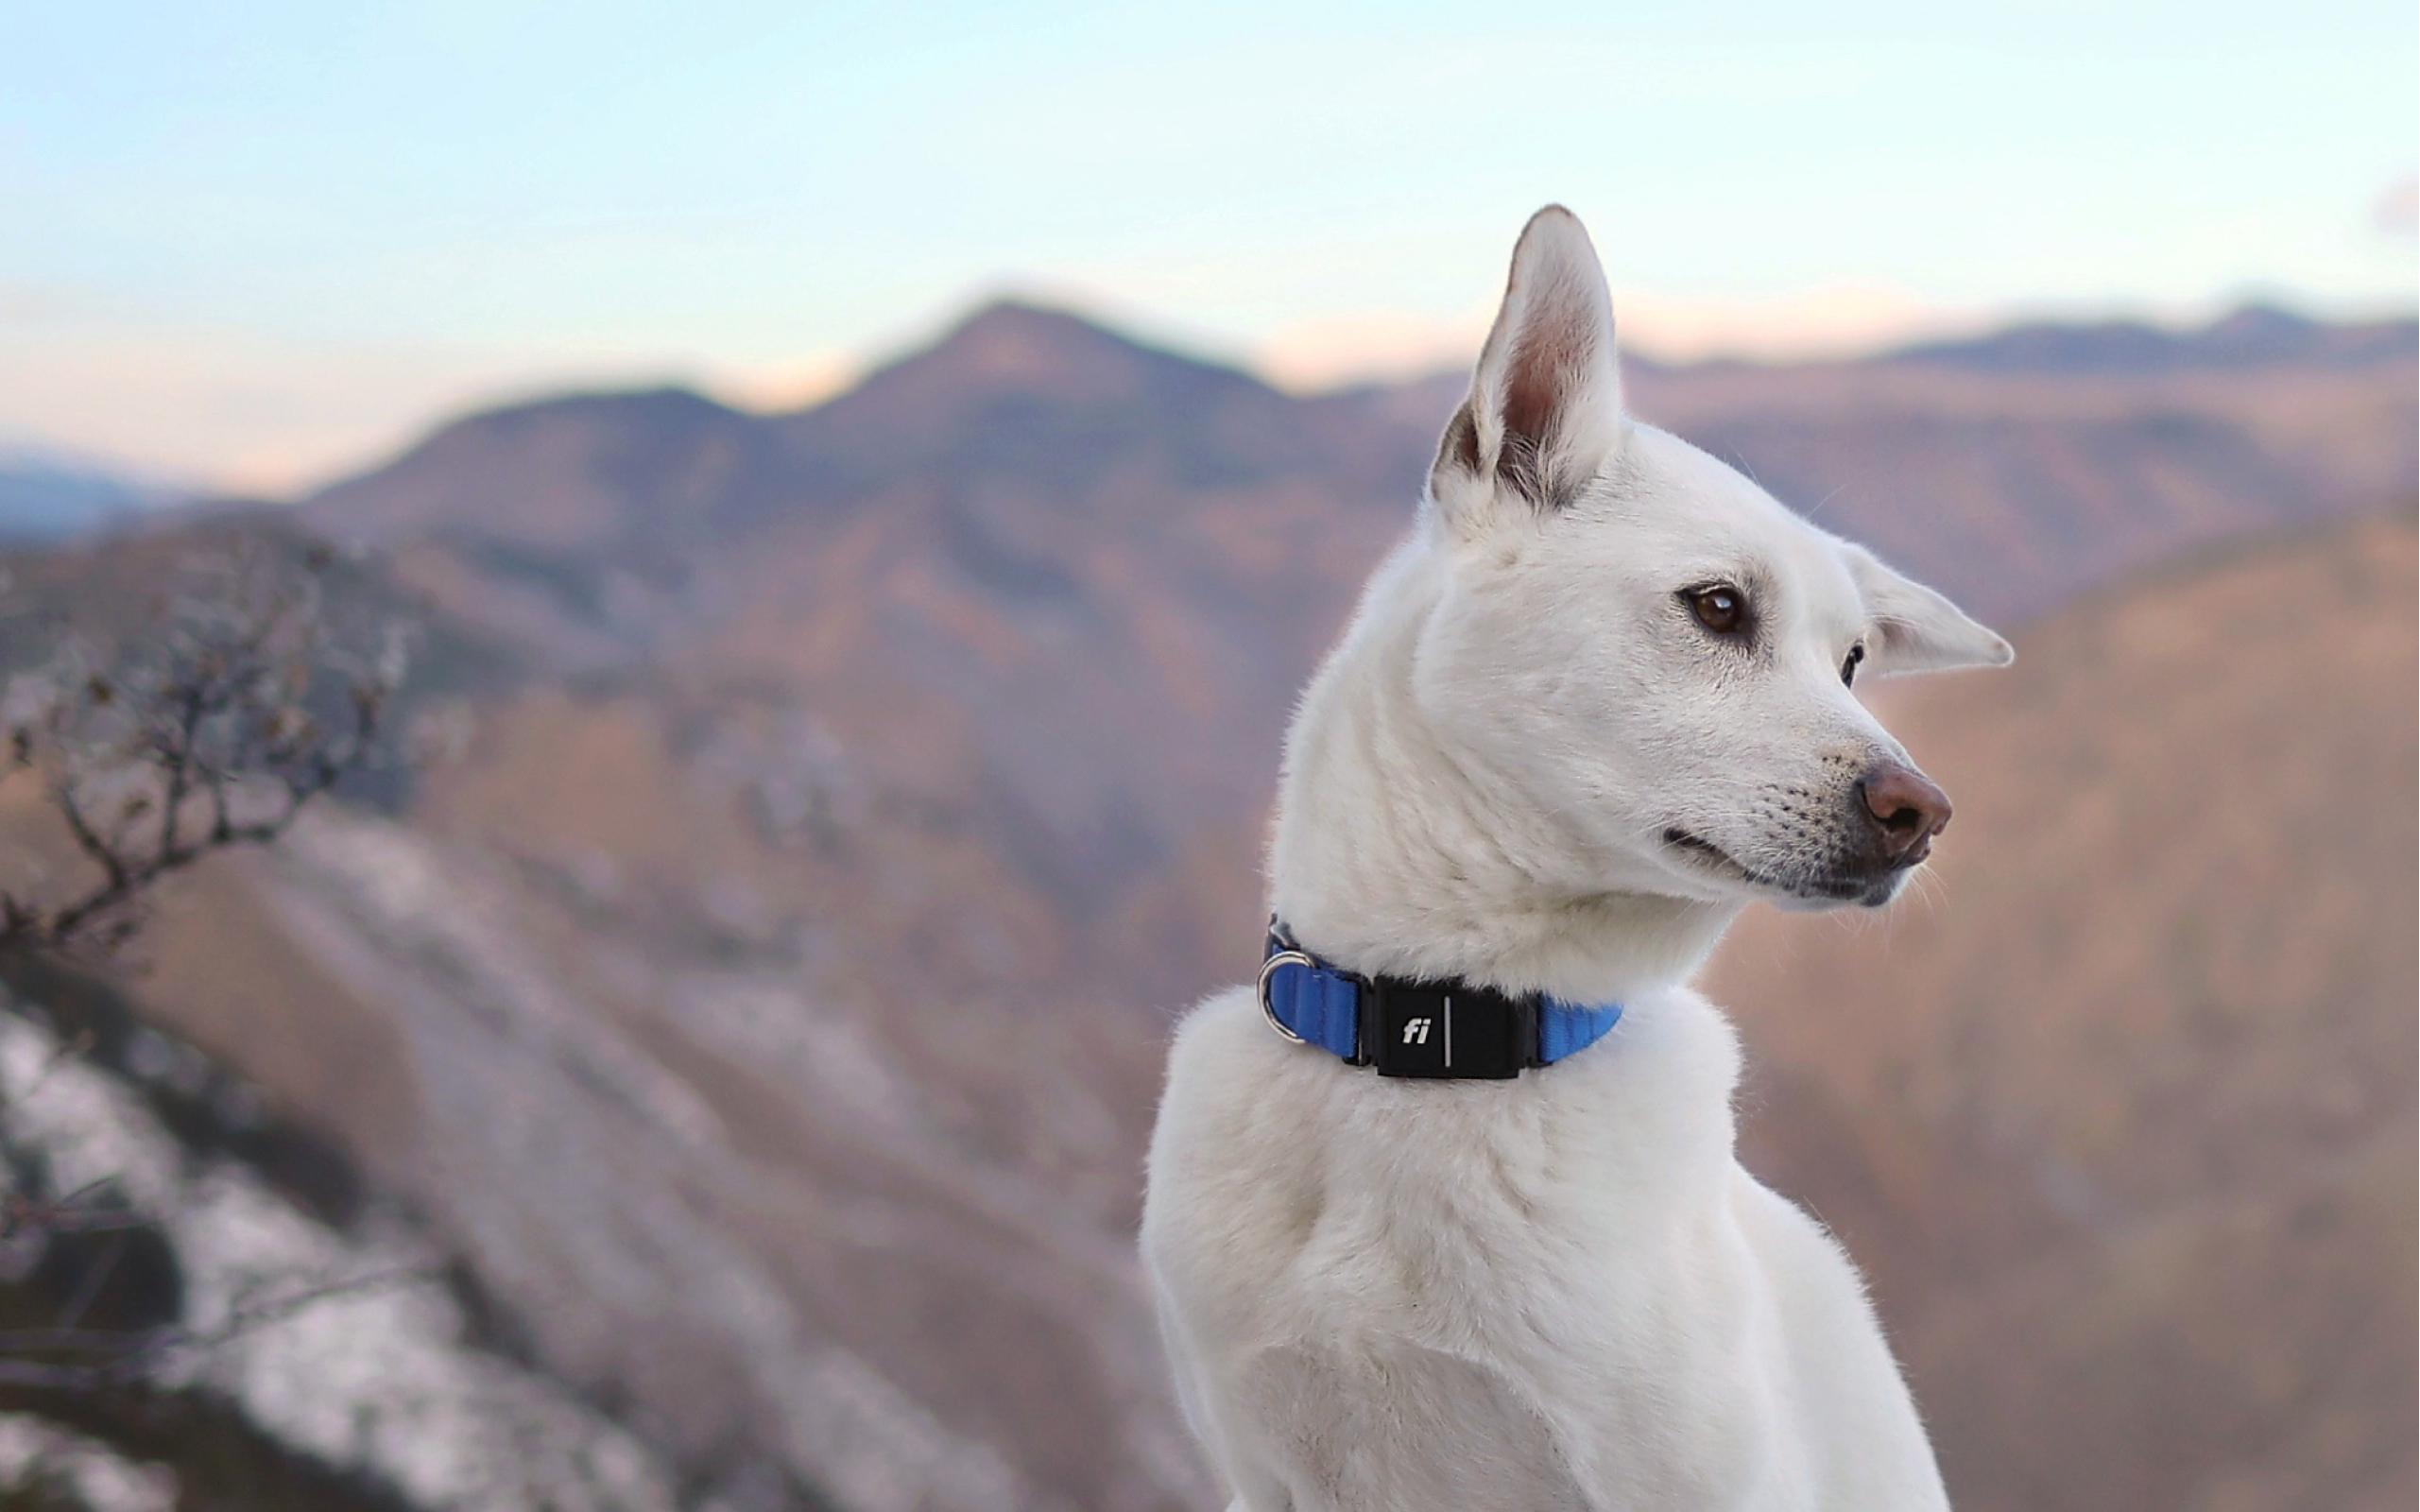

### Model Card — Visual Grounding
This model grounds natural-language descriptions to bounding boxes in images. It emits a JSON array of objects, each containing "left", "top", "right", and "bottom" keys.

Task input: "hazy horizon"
[
  {"left": 9, "top": 287, "right": 2415, "bottom": 507},
  {"left": 8, "top": 1, "right": 2414, "bottom": 491}
]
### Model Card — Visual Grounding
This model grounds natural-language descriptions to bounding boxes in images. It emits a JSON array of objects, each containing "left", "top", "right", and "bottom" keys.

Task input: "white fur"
[{"left": 1141, "top": 207, "right": 2011, "bottom": 1510}]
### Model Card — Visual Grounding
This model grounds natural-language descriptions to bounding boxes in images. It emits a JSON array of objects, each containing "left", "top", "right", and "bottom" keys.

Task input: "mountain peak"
[
  {"left": 791, "top": 298, "right": 1271, "bottom": 428},
  {"left": 2203, "top": 303, "right": 2317, "bottom": 340},
  {"left": 913, "top": 298, "right": 1189, "bottom": 388},
  {"left": 948, "top": 297, "right": 1124, "bottom": 346}
]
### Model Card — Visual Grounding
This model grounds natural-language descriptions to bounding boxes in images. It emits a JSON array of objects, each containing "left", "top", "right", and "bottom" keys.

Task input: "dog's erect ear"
[
  {"left": 1841, "top": 543, "right": 2016, "bottom": 675},
  {"left": 1432, "top": 205, "right": 1624, "bottom": 516}
]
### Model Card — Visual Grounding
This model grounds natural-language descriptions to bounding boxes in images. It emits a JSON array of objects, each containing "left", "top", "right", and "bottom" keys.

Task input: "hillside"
[
  {"left": 1708, "top": 513, "right": 2418, "bottom": 1511},
  {"left": 2, "top": 303, "right": 2410, "bottom": 1507}
]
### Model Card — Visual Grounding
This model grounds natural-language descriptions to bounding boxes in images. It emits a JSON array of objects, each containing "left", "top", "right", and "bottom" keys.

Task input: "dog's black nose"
[{"left": 1857, "top": 763, "right": 1953, "bottom": 865}]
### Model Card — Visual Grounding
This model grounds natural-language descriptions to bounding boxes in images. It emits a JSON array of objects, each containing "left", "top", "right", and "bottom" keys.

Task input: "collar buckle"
[{"left": 1255, "top": 949, "right": 1315, "bottom": 1046}]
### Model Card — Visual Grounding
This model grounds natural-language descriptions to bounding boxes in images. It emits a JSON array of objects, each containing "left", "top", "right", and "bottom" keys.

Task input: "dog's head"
[{"left": 1414, "top": 206, "right": 2012, "bottom": 911}]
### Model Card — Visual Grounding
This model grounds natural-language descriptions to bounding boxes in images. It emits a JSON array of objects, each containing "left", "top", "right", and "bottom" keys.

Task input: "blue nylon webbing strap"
[
  {"left": 1258, "top": 932, "right": 1622, "bottom": 1072},
  {"left": 1538, "top": 1000, "right": 1624, "bottom": 1062},
  {"left": 1261, "top": 950, "right": 1364, "bottom": 1060}
]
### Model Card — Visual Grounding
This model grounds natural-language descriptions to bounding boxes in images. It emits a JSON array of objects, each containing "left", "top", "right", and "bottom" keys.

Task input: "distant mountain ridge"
[
  {"left": 1893, "top": 302, "right": 2415, "bottom": 374},
  {"left": 304, "top": 297, "right": 2418, "bottom": 644},
  {"left": 0, "top": 444, "right": 185, "bottom": 543}
]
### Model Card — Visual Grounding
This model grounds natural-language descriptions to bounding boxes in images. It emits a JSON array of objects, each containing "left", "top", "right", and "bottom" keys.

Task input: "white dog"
[{"left": 1140, "top": 206, "right": 2012, "bottom": 1511}]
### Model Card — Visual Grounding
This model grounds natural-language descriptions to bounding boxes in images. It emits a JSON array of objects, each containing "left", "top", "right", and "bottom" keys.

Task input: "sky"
[{"left": 4, "top": 0, "right": 2413, "bottom": 492}]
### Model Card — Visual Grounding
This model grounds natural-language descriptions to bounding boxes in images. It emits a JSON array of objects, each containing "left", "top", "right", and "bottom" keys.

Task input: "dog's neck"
[{"left": 1267, "top": 536, "right": 1739, "bottom": 1007}]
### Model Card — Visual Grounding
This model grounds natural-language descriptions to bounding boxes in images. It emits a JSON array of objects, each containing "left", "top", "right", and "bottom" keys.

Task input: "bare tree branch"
[{"left": 0, "top": 543, "right": 404, "bottom": 957}]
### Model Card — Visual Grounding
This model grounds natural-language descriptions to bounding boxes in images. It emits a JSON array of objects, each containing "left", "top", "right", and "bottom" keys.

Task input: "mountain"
[
  {"left": 288, "top": 295, "right": 2417, "bottom": 963},
  {"left": 1, "top": 301, "right": 2411, "bottom": 1508},
  {"left": 306, "top": 299, "right": 2419, "bottom": 644},
  {"left": 1894, "top": 302, "right": 2416, "bottom": 374},
  {"left": 1708, "top": 512, "right": 2417, "bottom": 1511},
  {"left": 0, "top": 445, "right": 182, "bottom": 544},
  {"left": 303, "top": 304, "right": 1429, "bottom": 678}
]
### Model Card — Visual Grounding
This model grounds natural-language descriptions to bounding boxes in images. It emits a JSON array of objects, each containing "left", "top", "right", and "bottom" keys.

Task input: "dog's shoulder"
[
  {"left": 1723, "top": 1171, "right": 1949, "bottom": 1505},
  {"left": 1141, "top": 987, "right": 1337, "bottom": 1323},
  {"left": 1160, "top": 984, "right": 1279, "bottom": 1084},
  {"left": 1145, "top": 987, "right": 1326, "bottom": 1207}
]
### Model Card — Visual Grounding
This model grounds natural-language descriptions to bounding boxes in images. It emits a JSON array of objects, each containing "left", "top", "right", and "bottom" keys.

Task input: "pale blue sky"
[{"left": 4, "top": 0, "right": 2412, "bottom": 489}]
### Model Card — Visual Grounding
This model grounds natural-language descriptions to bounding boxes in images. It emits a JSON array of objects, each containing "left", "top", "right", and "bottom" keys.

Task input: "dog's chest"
[
  {"left": 1232, "top": 1337, "right": 1593, "bottom": 1511},
  {"left": 1146, "top": 988, "right": 1789, "bottom": 1509}
]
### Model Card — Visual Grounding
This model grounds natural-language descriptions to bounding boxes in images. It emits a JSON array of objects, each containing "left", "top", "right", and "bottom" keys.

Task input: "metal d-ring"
[{"left": 1257, "top": 950, "right": 1314, "bottom": 1044}]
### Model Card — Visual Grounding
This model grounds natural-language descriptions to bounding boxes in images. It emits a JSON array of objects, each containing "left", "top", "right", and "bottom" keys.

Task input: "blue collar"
[{"left": 1256, "top": 921, "right": 1622, "bottom": 1079}]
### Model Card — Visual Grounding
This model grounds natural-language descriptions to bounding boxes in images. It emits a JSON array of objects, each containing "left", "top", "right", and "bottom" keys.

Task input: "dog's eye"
[
  {"left": 1686, "top": 585, "right": 1748, "bottom": 636},
  {"left": 1842, "top": 643, "right": 1865, "bottom": 687}
]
